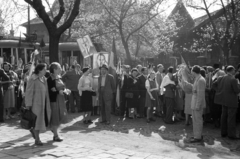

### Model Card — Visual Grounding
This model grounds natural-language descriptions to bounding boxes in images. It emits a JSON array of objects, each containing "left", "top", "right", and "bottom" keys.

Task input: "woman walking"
[
  {"left": 47, "top": 62, "right": 67, "bottom": 142},
  {"left": 25, "top": 63, "right": 51, "bottom": 146},
  {"left": 78, "top": 67, "right": 94, "bottom": 124},
  {"left": 145, "top": 71, "right": 159, "bottom": 123}
]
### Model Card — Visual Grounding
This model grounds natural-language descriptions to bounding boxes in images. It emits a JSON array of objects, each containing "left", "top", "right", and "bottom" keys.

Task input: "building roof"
[
  {"left": 190, "top": 4, "right": 228, "bottom": 31},
  {"left": 169, "top": 1, "right": 194, "bottom": 22},
  {"left": 21, "top": 12, "right": 52, "bottom": 27},
  {"left": 193, "top": 10, "right": 219, "bottom": 27},
  {"left": 0, "top": 40, "right": 38, "bottom": 48},
  {"left": 168, "top": 1, "right": 195, "bottom": 34}
]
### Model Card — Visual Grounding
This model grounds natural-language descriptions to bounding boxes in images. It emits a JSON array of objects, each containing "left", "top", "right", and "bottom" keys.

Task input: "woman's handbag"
[
  {"left": 91, "top": 91, "right": 96, "bottom": 96},
  {"left": 125, "top": 92, "right": 134, "bottom": 98},
  {"left": 20, "top": 107, "right": 37, "bottom": 130}
]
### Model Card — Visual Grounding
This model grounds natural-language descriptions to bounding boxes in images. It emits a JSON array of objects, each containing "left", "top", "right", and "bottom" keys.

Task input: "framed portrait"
[{"left": 0, "top": 57, "right": 3, "bottom": 68}]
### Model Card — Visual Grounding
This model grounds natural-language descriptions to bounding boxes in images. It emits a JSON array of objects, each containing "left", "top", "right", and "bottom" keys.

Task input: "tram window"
[
  {"left": 27, "top": 49, "right": 34, "bottom": 62},
  {"left": 18, "top": 48, "right": 25, "bottom": 63}
]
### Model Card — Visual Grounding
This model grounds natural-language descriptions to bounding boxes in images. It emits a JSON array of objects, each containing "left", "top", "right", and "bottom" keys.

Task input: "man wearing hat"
[
  {"left": 62, "top": 64, "right": 82, "bottom": 113},
  {"left": 0, "top": 68, "right": 10, "bottom": 122},
  {"left": 235, "top": 63, "right": 240, "bottom": 123},
  {"left": 98, "top": 64, "right": 116, "bottom": 125},
  {"left": 213, "top": 66, "right": 240, "bottom": 140}
]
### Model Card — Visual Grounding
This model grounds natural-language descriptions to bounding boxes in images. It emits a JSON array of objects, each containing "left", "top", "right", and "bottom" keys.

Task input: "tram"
[{"left": 0, "top": 39, "right": 84, "bottom": 68}]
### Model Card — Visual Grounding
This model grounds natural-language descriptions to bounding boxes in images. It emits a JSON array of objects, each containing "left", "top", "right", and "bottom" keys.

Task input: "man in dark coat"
[
  {"left": 0, "top": 68, "right": 10, "bottom": 122},
  {"left": 62, "top": 64, "right": 82, "bottom": 113},
  {"left": 213, "top": 66, "right": 240, "bottom": 139},
  {"left": 161, "top": 67, "right": 176, "bottom": 124},
  {"left": 137, "top": 67, "right": 148, "bottom": 118},
  {"left": 120, "top": 65, "right": 130, "bottom": 117},
  {"left": 235, "top": 63, "right": 240, "bottom": 123},
  {"left": 98, "top": 64, "right": 116, "bottom": 125}
]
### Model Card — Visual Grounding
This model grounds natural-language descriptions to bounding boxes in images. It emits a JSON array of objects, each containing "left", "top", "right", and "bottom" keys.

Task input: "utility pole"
[{"left": 28, "top": 4, "right": 30, "bottom": 35}]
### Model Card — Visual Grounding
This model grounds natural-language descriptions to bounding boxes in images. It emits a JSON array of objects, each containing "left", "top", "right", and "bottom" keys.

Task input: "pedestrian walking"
[
  {"left": 25, "top": 63, "right": 51, "bottom": 146},
  {"left": 47, "top": 62, "right": 68, "bottom": 142}
]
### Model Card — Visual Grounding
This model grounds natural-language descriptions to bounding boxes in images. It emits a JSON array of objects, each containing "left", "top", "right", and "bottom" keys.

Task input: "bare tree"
[
  {"left": 94, "top": 0, "right": 164, "bottom": 65},
  {"left": 24, "top": 0, "right": 81, "bottom": 63},
  {"left": 186, "top": 0, "right": 240, "bottom": 64},
  {"left": 0, "top": 0, "right": 26, "bottom": 35}
]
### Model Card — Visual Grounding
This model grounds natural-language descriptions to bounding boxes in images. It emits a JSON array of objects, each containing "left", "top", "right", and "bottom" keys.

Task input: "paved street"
[{"left": 0, "top": 113, "right": 240, "bottom": 159}]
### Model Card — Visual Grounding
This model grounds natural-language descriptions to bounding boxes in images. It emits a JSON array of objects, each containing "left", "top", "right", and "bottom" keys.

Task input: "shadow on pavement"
[
  {"left": 60, "top": 113, "right": 240, "bottom": 158},
  {"left": 0, "top": 136, "right": 58, "bottom": 159}
]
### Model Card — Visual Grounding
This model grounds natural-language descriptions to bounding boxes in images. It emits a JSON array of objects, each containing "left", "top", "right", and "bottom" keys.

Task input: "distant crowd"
[{"left": 0, "top": 61, "right": 240, "bottom": 145}]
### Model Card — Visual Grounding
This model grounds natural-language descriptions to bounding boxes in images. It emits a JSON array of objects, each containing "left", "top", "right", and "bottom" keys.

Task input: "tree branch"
[
  {"left": 207, "top": 0, "right": 218, "bottom": 9},
  {"left": 126, "top": 13, "right": 158, "bottom": 42},
  {"left": 220, "top": 0, "right": 229, "bottom": 22},
  {"left": 120, "top": 0, "right": 136, "bottom": 21},
  {"left": 187, "top": 4, "right": 206, "bottom": 11},
  {"left": 202, "top": 0, "right": 223, "bottom": 50},
  {"left": 57, "top": 0, "right": 81, "bottom": 35},
  {"left": 24, "top": 0, "right": 33, "bottom": 6},
  {"left": 63, "top": 1, "right": 74, "bottom": 23},
  {"left": 44, "top": 0, "right": 54, "bottom": 19},
  {"left": 53, "top": 0, "right": 65, "bottom": 25},
  {"left": 98, "top": 0, "right": 120, "bottom": 27},
  {"left": 24, "top": 0, "right": 54, "bottom": 32}
]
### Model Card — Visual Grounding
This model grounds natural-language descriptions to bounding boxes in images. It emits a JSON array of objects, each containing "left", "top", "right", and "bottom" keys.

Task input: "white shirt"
[{"left": 78, "top": 75, "right": 93, "bottom": 96}]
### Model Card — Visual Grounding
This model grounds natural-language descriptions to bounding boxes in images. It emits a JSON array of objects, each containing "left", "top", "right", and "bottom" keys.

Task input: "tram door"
[
  {"left": 2, "top": 48, "right": 11, "bottom": 63},
  {"left": 62, "top": 51, "right": 72, "bottom": 66}
]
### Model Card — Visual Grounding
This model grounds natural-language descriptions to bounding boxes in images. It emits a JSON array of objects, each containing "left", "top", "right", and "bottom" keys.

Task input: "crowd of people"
[{"left": 0, "top": 60, "right": 240, "bottom": 145}]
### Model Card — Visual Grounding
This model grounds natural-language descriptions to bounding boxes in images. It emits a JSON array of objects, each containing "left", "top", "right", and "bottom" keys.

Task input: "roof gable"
[{"left": 168, "top": 1, "right": 195, "bottom": 33}]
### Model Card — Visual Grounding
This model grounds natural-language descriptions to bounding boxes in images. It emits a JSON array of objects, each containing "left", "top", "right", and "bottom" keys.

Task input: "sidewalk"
[{"left": 0, "top": 113, "right": 240, "bottom": 159}]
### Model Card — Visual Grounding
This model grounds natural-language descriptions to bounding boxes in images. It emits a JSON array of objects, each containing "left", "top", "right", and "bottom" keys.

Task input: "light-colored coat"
[
  {"left": 184, "top": 75, "right": 206, "bottom": 110},
  {"left": 25, "top": 74, "right": 51, "bottom": 131},
  {"left": 156, "top": 71, "right": 164, "bottom": 94},
  {"left": 191, "top": 75, "right": 206, "bottom": 110}
]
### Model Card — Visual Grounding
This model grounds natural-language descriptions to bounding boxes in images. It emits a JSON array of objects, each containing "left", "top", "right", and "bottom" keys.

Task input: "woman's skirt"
[
  {"left": 4, "top": 87, "right": 15, "bottom": 109},
  {"left": 175, "top": 89, "right": 184, "bottom": 111},
  {"left": 81, "top": 91, "right": 93, "bottom": 112},
  {"left": 145, "top": 90, "right": 158, "bottom": 108},
  {"left": 50, "top": 94, "right": 67, "bottom": 127},
  {"left": 184, "top": 93, "right": 192, "bottom": 115}
]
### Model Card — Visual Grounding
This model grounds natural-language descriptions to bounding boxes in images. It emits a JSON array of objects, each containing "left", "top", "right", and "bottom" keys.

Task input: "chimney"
[{"left": 10, "top": 24, "right": 14, "bottom": 37}]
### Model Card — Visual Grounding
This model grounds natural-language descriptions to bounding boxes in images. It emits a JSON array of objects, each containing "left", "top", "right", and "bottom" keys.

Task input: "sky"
[{"left": 5, "top": 0, "right": 222, "bottom": 37}]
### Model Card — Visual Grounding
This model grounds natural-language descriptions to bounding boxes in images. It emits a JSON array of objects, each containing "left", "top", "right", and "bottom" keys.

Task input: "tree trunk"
[
  {"left": 49, "top": 35, "right": 60, "bottom": 63},
  {"left": 122, "top": 41, "right": 132, "bottom": 66}
]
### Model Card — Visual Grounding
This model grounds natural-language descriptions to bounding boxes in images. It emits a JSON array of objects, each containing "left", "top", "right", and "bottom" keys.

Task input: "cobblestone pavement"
[{"left": 0, "top": 113, "right": 240, "bottom": 159}]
